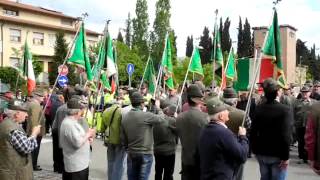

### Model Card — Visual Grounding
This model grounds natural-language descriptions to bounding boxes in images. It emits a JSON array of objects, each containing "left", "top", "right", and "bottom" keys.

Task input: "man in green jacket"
[
  {"left": 101, "top": 102, "right": 126, "bottom": 180},
  {"left": 27, "top": 91, "right": 45, "bottom": 171},
  {"left": 0, "top": 101, "right": 41, "bottom": 180}
]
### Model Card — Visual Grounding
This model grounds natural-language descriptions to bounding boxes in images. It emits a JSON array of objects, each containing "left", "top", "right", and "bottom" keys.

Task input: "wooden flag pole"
[
  {"left": 212, "top": 9, "right": 219, "bottom": 90},
  {"left": 139, "top": 55, "right": 151, "bottom": 91},
  {"left": 39, "top": 20, "right": 82, "bottom": 122},
  {"left": 241, "top": 11, "right": 276, "bottom": 127},
  {"left": 175, "top": 47, "right": 195, "bottom": 113}
]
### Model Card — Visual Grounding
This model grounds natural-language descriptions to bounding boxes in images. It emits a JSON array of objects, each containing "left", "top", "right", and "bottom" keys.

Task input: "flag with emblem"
[
  {"left": 188, "top": 46, "right": 204, "bottom": 78},
  {"left": 259, "top": 10, "right": 287, "bottom": 88},
  {"left": 143, "top": 57, "right": 156, "bottom": 94}
]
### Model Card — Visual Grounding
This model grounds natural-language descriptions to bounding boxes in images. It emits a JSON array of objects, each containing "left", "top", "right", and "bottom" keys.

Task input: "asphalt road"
[{"left": 35, "top": 135, "right": 319, "bottom": 180}]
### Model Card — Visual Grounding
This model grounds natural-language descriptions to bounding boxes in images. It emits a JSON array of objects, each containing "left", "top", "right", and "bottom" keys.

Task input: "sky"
[{"left": 22, "top": 0, "right": 320, "bottom": 57}]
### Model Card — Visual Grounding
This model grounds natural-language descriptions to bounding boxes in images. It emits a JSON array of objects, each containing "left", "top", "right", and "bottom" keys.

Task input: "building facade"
[
  {"left": 0, "top": 0, "right": 100, "bottom": 84},
  {"left": 253, "top": 25, "right": 298, "bottom": 84}
]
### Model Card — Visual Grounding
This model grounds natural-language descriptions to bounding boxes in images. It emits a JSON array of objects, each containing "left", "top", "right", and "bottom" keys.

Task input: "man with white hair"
[
  {"left": 60, "top": 98, "right": 96, "bottom": 180},
  {"left": 199, "top": 97, "right": 248, "bottom": 180},
  {"left": 0, "top": 101, "right": 41, "bottom": 179}
]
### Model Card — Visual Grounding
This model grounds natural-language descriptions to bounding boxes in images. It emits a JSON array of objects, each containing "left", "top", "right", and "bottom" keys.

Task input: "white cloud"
[{"left": 22, "top": 0, "right": 320, "bottom": 56}]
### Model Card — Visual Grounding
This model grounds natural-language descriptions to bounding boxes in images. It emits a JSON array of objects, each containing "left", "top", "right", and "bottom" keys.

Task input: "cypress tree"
[
  {"left": 243, "top": 18, "right": 253, "bottom": 57},
  {"left": 117, "top": 31, "right": 124, "bottom": 43},
  {"left": 199, "top": 27, "right": 213, "bottom": 64},
  {"left": 221, "top": 17, "right": 232, "bottom": 53},
  {"left": 125, "top": 13, "right": 132, "bottom": 48},
  {"left": 186, "top": 35, "right": 193, "bottom": 57},
  {"left": 237, "top": 17, "right": 244, "bottom": 58}
]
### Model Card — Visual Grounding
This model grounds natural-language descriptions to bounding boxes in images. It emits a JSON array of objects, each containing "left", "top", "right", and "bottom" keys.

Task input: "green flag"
[
  {"left": 100, "top": 70, "right": 111, "bottom": 90},
  {"left": 214, "top": 30, "right": 224, "bottom": 66},
  {"left": 262, "top": 10, "right": 287, "bottom": 88},
  {"left": 144, "top": 58, "right": 156, "bottom": 94},
  {"left": 92, "top": 34, "right": 107, "bottom": 78},
  {"left": 226, "top": 47, "right": 235, "bottom": 80},
  {"left": 188, "top": 46, "right": 204, "bottom": 77},
  {"left": 68, "top": 22, "right": 93, "bottom": 81},
  {"left": 161, "top": 34, "right": 174, "bottom": 89}
]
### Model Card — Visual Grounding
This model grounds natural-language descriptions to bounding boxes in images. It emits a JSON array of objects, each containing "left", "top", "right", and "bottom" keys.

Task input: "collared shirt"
[{"left": 9, "top": 129, "right": 38, "bottom": 155}]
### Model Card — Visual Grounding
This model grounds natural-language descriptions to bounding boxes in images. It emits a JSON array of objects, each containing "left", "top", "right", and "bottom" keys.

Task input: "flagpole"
[
  {"left": 218, "top": 46, "right": 233, "bottom": 96},
  {"left": 153, "top": 33, "right": 168, "bottom": 98},
  {"left": 139, "top": 55, "right": 150, "bottom": 91},
  {"left": 175, "top": 47, "right": 195, "bottom": 113},
  {"left": 212, "top": 9, "right": 218, "bottom": 90},
  {"left": 241, "top": 9, "right": 276, "bottom": 126},
  {"left": 40, "top": 20, "right": 82, "bottom": 122}
]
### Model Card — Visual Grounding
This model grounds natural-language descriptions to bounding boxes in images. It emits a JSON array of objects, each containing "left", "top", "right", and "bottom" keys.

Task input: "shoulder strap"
[{"left": 107, "top": 106, "right": 120, "bottom": 137}]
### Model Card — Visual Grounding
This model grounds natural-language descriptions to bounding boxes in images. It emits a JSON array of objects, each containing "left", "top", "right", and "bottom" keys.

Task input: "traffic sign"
[
  {"left": 58, "top": 75, "right": 68, "bottom": 87},
  {"left": 127, "top": 63, "right": 135, "bottom": 76},
  {"left": 58, "top": 65, "right": 69, "bottom": 76}
]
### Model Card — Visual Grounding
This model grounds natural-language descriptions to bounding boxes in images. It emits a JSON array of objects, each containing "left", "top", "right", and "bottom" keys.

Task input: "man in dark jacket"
[
  {"left": 199, "top": 97, "right": 248, "bottom": 180},
  {"left": 250, "top": 78, "right": 292, "bottom": 180},
  {"left": 223, "top": 87, "right": 250, "bottom": 180},
  {"left": 153, "top": 103, "right": 177, "bottom": 180},
  {"left": 176, "top": 84, "right": 208, "bottom": 180},
  {"left": 293, "top": 85, "right": 315, "bottom": 163}
]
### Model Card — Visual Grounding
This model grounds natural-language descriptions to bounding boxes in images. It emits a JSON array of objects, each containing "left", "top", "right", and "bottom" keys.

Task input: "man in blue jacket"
[{"left": 199, "top": 97, "right": 248, "bottom": 180}]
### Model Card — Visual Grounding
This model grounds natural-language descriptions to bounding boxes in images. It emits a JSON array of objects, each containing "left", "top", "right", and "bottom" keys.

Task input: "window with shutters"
[
  {"left": 33, "top": 32, "right": 44, "bottom": 45},
  {"left": 10, "top": 29, "right": 21, "bottom": 42}
]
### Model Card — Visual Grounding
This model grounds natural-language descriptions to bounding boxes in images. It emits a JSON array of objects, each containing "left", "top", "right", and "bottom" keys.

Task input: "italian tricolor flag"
[
  {"left": 234, "top": 58, "right": 257, "bottom": 91},
  {"left": 22, "top": 41, "right": 36, "bottom": 96}
]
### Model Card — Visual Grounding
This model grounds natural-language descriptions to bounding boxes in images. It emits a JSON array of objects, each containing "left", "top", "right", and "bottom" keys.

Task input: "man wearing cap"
[
  {"left": 60, "top": 98, "right": 96, "bottom": 180},
  {"left": 140, "top": 83, "right": 152, "bottom": 106},
  {"left": 26, "top": 90, "right": 45, "bottom": 171},
  {"left": 153, "top": 103, "right": 177, "bottom": 180},
  {"left": 250, "top": 78, "right": 293, "bottom": 180},
  {"left": 176, "top": 84, "right": 208, "bottom": 180},
  {"left": 311, "top": 80, "right": 320, "bottom": 100},
  {"left": 293, "top": 85, "right": 316, "bottom": 164},
  {"left": 121, "top": 92, "right": 166, "bottom": 180},
  {"left": 0, "top": 101, "right": 41, "bottom": 179},
  {"left": 222, "top": 87, "right": 250, "bottom": 180},
  {"left": 199, "top": 97, "right": 248, "bottom": 180}
]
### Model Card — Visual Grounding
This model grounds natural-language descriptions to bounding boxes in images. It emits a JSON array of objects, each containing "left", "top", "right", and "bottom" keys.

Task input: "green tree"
[
  {"left": 151, "top": 0, "right": 171, "bottom": 65},
  {"left": 125, "top": 12, "right": 132, "bottom": 48},
  {"left": 243, "top": 18, "right": 253, "bottom": 57},
  {"left": 116, "top": 42, "right": 145, "bottom": 86},
  {"left": 169, "top": 29, "right": 177, "bottom": 65},
  {"left": 32, "top": 56, "right": 43, "bottom": 78},
  {"left": 186, "top": 35, "right": 193, "bottom": 57},
  {"left": 221, "top": 17, "right": 232, "bottom": 53},
  {"left": 49, "top": 32, "right": 78, "bottom": 86},
  {"left": 117, "top": 31, "right": 124, "bottom": 43},
  {"left": 132, "top": 0, "right": 149, "bottom": 60},
  {"left": 0, "top": 67, "right": 26, "bottom": 91},
  {"left": 237, "top": 17, "right": 244, "bottom": 58},
  {"left": 199, "top": 26, "right": 213, "bottom": 64}
]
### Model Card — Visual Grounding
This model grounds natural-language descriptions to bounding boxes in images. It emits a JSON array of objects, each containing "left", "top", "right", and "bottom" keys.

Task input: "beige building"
[
  {"left": 253, "top": 25, "right": 298, "bottom": 84},
  {"left": 0, "top": 0, "right": 100, "bottom": 84}
]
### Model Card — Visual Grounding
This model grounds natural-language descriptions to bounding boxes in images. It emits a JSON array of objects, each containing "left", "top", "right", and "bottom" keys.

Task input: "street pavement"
[{"left": 35, "top": 135, "right": 319, "bottom": 180}]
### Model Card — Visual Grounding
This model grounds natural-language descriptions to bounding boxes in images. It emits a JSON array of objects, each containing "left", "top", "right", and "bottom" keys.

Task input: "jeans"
[
  {"left": 107, "top": 144, "right": 127, "bottom": 180},
  {"left": 154, "top": 154, "right": 175, "bottom": 180},
  {"left": 127, "top": 153, "right": 153, "bottom": 180},
  {"left": 256, "top": 155, "right": 288, "bottom": 180}
]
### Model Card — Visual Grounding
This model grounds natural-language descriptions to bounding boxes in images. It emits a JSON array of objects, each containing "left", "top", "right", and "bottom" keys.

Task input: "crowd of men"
[{"left": 0, "top": 78, "right": 320, "bottom": 180}]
